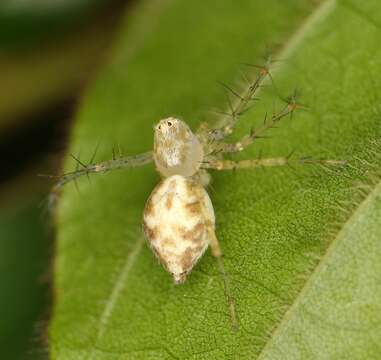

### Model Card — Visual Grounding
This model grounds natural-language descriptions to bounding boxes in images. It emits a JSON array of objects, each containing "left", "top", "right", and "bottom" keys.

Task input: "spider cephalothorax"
[
  {"left": 49, "top": 61, "right": 345, "bottom": 331},
  {"left": 153, "top": 117, "right": 204, "bottom": 177}
]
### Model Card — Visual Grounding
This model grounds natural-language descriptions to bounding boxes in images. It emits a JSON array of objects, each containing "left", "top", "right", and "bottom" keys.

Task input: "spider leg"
[
  {"left": 207, "top": 223, "right": 238, "bottom": 332},
  {"left": 201, "top": 157, "right": 347, "bottom": 171},
  {"left": 41, "top": 151, "right": 153, "bottom": 199},
  {"left": 198, "top": 57, "right": 273, "bottom": 144},
  {"left": 214, "top": 96, "right": 301, "bottom": 154}
]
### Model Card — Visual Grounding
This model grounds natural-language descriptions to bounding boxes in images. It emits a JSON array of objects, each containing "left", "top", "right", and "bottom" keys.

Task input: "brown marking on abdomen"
[
  {"left": 189, "top": 222, "right": 205, "bottom": 244},
  {"left": 180, "top": 247, "right": 195, "bottom": 271},
  {"left": 165, "top": 191, "right": 175, "bottom": 209},
  {"left": 162, "top": 237, "right": 176, "bottom": 248},
  {"left": 185, "top": 201, "right": 201, "bottom": 217},
  {"left": 176, "top": 222, "right": 205, "bottom": 244},
  {"left": 144, "top": 195, "right": 156, "bottom": 217},
  {"left": 143, "top": 223, "right": 159, "bottom": 243}
]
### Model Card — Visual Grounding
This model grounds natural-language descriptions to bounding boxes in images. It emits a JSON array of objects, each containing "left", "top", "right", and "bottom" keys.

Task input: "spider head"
[
  {"left": 154, "top": 117, "right": 178, "bottom": 134},
  {"left": 153, "top": 117, "right": 204, "bottom": 177}
]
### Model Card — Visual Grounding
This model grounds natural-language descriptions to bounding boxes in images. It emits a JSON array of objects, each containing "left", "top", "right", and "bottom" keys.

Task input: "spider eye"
[
  {"left": 158, "top": 125, "right": 161, "bottom": 130},
  {"left": 167, "top": 121, "right": 172, "bottom": 127}
]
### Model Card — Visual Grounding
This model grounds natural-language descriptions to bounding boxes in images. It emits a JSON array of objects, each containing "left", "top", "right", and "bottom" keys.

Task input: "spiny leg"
[
  {"left": 216, "top": 93, "right": 302, "bottom": 154},
  {"left": 198, "top": 57, "right": 274, "bottom": 143},
  {"left": 202, "top": 157, "right": 347, "bottom": 171},
  {"left": 42, "top": 151, "right": 153, "bottom": 194},
  {"left": 207, "top": 223, "right": 239, "bottom": 332}
]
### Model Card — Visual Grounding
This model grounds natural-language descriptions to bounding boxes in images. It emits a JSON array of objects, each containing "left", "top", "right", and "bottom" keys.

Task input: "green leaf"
[
  {"left": 258, "top": 174, "right": 381, "bottom": 359},
  {"left": 50, "top": 0, "right": 381, "bottom": 358}
]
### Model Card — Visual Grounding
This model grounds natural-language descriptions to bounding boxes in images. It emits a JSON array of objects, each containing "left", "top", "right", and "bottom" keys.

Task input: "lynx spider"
[{"left": 48, "top": 60, "right": 345, "bottom": 331}]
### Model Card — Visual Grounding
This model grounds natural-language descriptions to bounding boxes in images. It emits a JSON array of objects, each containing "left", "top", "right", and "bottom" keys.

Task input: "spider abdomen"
[{"left": 143, "top": 174, "right": 214, "bottom": 284}]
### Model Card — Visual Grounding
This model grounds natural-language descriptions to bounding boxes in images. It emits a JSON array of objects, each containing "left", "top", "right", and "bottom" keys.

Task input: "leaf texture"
[{"left": 50, "top": 0, "right": 381, "bottom": 358}]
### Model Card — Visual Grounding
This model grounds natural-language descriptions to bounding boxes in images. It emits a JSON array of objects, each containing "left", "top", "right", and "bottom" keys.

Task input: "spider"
[{"left": 47, "top": 61, "right": 345, "bottom": 331}]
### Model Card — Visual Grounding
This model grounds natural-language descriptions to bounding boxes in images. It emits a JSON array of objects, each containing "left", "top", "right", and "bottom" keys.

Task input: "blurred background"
[{"left": 0, "top": 1, "right": 132, "bottom": 358}]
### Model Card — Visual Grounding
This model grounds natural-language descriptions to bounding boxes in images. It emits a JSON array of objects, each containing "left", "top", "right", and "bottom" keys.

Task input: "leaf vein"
[{"left": 89, "top": 235, "right": 145, "bottom": 358}]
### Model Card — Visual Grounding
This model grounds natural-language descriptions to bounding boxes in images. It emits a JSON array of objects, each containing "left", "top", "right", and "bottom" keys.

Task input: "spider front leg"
[
  {"left": 198, "top": 59, "right": 273, "bottom": 143},
  {"left": 216, "top": 97, "right": 300, "bottom": 154},
  {"left": 44, "top": 151, "right": 153, "bottom": 195}
]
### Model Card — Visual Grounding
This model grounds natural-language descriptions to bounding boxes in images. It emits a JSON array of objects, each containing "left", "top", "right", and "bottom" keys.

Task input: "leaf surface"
[{"left": 50, "top": 0, "right": 381, "bottom": 359}]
